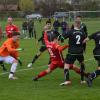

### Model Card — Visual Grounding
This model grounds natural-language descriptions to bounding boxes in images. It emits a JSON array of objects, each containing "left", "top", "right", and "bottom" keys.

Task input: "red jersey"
[
  {"left": 44, "top": 32, "right": 69, "bottom": 62},
  {"left": 6, "top": 24, "right": 19, "bottom": 38}
]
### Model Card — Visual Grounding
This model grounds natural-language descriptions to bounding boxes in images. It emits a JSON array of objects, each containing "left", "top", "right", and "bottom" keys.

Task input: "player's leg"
[
  {"left": 0, "top": 61, "right": 7, "bottom": 71},
  {"left": 33, "top": 63, "right": 57, "bottom": 81},
  {"left": 4, "top": 56, "right": 18, "bottom": 79},
  {"left": 70, "top": 64, "right": 89, "bottom": 77},
  {"left": 77, "top": 55, "right": 86, "bottom": 83},
  {"left": 60, "top": 54, "right": 75, "bottom": 86},
  {"left": 87, "top": 56, "right": 100, "bottom": 87},
  {"left": 27, "top": 46, "right": 46, "bottom": 67}
]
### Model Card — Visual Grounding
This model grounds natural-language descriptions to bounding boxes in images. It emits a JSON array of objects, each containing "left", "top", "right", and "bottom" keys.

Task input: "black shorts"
[
  {"left": 39, "top": 45, "right": 47, "bottom": 52},
  {"left": 65, "top": 54, "right": 84, "bottom": 64}
]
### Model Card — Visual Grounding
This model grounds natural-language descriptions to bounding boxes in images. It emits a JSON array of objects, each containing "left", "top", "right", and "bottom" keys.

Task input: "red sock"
[
  {"left": 73, "top": 67, "right": 81, "bottom": 75},
  {"left": 36, "top": 71, "right": 48, "bottom": 79}
]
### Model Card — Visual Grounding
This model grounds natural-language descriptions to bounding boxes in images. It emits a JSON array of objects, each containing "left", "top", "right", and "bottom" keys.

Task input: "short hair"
[
  {"left": 76, "top": 15, "right": 82, "bottom": 18},
  {"left": 46, "top": 20, "right": 51, "bottom": 24},
  {"left": 12, "top": 31, "right": 20, "bottom": 36}
]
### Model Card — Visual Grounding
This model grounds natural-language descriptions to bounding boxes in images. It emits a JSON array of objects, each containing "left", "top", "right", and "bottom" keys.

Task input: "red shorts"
[{"left": 48, "top": 61, "right": 64, "bottom": 70}]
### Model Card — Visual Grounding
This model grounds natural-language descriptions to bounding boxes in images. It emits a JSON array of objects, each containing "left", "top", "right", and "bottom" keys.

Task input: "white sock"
[{"left": 9, "top": 63, "right": 18, "bottom": 78}]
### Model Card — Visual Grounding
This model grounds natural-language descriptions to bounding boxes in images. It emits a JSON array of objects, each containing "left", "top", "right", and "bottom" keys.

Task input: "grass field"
[{"left": 0, "top": 18, "right": 100, "bottom": 100}]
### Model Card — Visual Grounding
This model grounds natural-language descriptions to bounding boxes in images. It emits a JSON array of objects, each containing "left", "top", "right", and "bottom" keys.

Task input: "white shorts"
[{"left": 0, "top": 56, "right": 16, "bottom": 64}]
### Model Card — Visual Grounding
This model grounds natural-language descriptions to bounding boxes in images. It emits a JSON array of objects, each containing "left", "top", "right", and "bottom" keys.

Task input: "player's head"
[
  {"left": 12, "top": 31, "right": 20, "bottom": 41},
  {"left": 46, "top": 20, "right": 51, "bottom": 30},
  {"left": 7, "top": 17, "right": 13, "bottom": 25},
  {"left": 51, "top": 34, "right": 59, "bottom": 43},
  {"left": 75, "top": 15, "right": 82, "bottom": 24}
]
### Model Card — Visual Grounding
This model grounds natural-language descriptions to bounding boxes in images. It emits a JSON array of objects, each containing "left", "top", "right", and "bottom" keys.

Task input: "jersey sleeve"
[
  {"left": 88, "top": 32, "right": 97, "bottom": 40},
  {"left": 44, "top": 32, "right": 50, "bottom": 46},
  {"left": 14, "top": 25, "right": 20, "bottom": 32},
  {"left": 63, "top": 30, "right": 71, "bottom": 39},
  {"left": 54, "top": 43, "right": 69, "bottom": 52}
]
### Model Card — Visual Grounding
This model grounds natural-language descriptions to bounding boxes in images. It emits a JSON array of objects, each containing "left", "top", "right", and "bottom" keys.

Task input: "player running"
[
  {"left": 33, "top": 26, "right": 88, "bottom": 81},
  {"left": 60, "top": 19, "right": 86, "bottom": 86},
  {"left": 0, "top": 32, "right": 23, "bottom": 79},
  {"left": 83, "top": 31, "right": 100, "bottom": 87}
]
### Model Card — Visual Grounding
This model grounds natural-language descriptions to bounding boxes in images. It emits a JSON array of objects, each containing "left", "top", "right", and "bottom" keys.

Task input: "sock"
[
  {"left": 90, "top": 70, "right": 100, "bottom": 80},
  {"left": 32, "top": 55, "right": 39, "bottom": 64},
  {"left": 64, "top": 69, "right": 69, "bottom": 81},
  {"left": 80, "top": 63, "right": 85, "bottom": 81},
  {"left": 72, "top": 67, "right": 81, "bottom": 75},
  {"left": 36, "top": 71, "right": 48, "bottom": 79},
  {"left": 10, "top": 63, "right": 18, "bottom": 73}
]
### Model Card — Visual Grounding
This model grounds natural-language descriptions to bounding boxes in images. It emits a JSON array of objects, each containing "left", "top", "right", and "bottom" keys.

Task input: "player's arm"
[
  {"left": 63, "top": 30, "right": 70, "bottom": 39},
  {"left": 7, "top": 44, "right": 23, "bottom": 52},
  {"left": 83, "top": 32, "right": 97, "bottom": 43},
  {"left": 55, "top": 44, "right": 69, "bottom": 52},
  {"left": 44, "top": 32, "right": 49, "bottom": 45},
  {"left": 84, "top": 25, "right": 88, "bottom": 37}
]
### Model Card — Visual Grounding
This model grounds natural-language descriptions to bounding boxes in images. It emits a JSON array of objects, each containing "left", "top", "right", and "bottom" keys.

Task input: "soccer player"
[
  {"left": 0, "top": 31, "right": 23, "bottom": 79},
  {"left": 5, "top": 17, "right": 19, "bottom": 38},
  {"left": 53, "top": 18, "right": 60, "bottom": 32},
  {"left": 71, "top": 15, "right": 88, "bottom": 52},
  {"left": 60, "top": 17, "right": 69, "bottom": 35},
  {"left": 27, "top": 19, "right": 36, "bottom": 39},
  {"left": 33, "top": 27, "right": 88, "bottom": 81},
  {"left": 60, "top": 19, "right": 86, "bottom": 86},
  {"left": 27, "top": 20, "right": 60, "bottom": 68},
  {"left": 83, "top": 31, "right": 100, "bottom": 87}
]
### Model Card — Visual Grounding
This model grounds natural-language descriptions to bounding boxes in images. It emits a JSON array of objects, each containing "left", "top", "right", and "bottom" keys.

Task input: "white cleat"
[
  {"left": 80, "top": 80, "right": 86, "bottom": 84},
  {"left": 60, "top": 81, "right": 71, "bottom": 86},
  {"left": 27, "top": 63, "right": 32, "bottom": 68},
  {"left": 9, "top": 76, "right": 18, "bottom": 80}
]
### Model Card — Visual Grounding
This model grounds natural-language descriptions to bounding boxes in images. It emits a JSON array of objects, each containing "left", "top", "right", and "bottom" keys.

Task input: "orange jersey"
[{"left": 0, "top": 38, "right": 19, "bottom": 58}]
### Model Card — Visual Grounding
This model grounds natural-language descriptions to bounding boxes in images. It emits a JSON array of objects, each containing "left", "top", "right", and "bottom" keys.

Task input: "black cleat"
[
  {"left": 32, "top": 77, "right": 38, "bottom": 81},
  {"left": 86, "top": 75, "right": 92, "bottom": 87}
]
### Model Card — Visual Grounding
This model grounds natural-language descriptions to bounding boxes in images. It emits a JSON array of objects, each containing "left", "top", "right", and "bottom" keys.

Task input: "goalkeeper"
[{"left": 0, "top": 32, "right": 23, "bottom": 79}]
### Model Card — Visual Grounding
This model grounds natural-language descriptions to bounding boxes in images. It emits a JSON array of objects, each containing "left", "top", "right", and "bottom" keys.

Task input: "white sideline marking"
[{"left": 0, "top": 58, "right": 94, "bottom": 76}]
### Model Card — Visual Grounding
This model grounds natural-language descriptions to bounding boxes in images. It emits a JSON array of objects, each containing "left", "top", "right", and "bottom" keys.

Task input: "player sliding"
[
  {"left": 27, "top": 20, "right": 60, "bottom": 68},
  {"left": 0, "top": 32, "right": 23, "bottom": 79},
  {"left": 83, "top": 31, "right": 100, "bottom": 87},
  {"left": 33, "top": 26, "right": 88, "bottom": 81}
]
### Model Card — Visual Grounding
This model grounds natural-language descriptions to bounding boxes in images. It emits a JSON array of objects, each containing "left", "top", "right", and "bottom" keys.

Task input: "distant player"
[
  {"left": 0, "top": 32, "right": 23, "bottom": 79},
  {"left": 5, "top": 17, "right": 19, "bottom": 38},
  {"left": 60, "top": 19, "right": 86, "bottom": 86},
  {"left": 83, "top": 31, "right": 100, "bottom": 87},
  {"left": 61, "top": 17, "right": 69, "bottom": 35},
  {"left": 27, "top": 20, "right": 60, "bottom": 68},
  {"left": 33, "top": 26, "right": 88, "bottom": 81}
]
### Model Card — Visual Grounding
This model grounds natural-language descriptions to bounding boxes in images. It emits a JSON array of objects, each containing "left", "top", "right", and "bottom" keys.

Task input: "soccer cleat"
[
  {"left": 86, "top": 75, "right": 92, "bottom": 87},
  {"left": 32, "top": 77, "right": 38, "bottom": 81},
  {"left": 80, "top": 80, "right": 86, "bottom": 84},
  {"left": 60, "top": 81, "right": 71, "bottom": 86},
  {"left": 27, "top": 63, "right": 32, "bottom": 68},
  {"left": 9, "top": 76, "right": 18, "bottom": 80}
]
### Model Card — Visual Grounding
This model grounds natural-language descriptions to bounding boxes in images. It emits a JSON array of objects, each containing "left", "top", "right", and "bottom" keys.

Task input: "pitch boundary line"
[{"left": 0, "top": 58, "right": 94, "bottom": 76}]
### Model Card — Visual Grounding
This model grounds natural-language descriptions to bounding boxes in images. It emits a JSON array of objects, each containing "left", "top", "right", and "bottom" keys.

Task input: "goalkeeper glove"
[{"left": 16, "top": 48, "right": 24, "bottom": 51}]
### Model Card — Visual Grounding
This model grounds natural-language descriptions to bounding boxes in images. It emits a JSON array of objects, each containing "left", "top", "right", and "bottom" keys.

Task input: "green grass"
[{"left": 0, "top": 19, "right": 100, "bottom": 100}]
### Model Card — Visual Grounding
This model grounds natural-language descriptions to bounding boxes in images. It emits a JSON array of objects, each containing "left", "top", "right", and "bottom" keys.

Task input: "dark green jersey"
[{"left": 64, "top": 28, "right": 86, "bottom": 54}]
